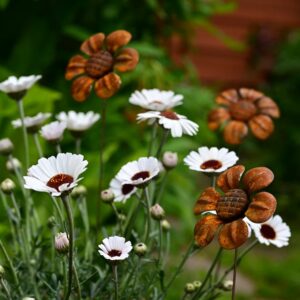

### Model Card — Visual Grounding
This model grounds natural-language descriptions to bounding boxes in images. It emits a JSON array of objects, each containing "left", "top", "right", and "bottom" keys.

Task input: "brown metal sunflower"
[
  {"left": 208, "top": 88, "right": 280, "bottom": 144},
  {"left": 194, "top": 165, "right": 277, "bottom": 249},
  {"left": 65, "top": 30, "right": 139, "bottom": 101}
]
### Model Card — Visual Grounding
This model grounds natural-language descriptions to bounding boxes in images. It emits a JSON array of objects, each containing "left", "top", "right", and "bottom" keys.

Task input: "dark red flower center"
[
  {"left": 122, "top": 184, "right": 135, "bottom": 195},
  {"left": 160, "top": 111, "right": 179, "bottom": 120},
  {"left": 47, "top": 174, "right": 74, "bottom": 191},
  {"left": 229, "top": 100, "right": 257, "bottom": 121},
  {"left": 85, "top": 50, "right": 114, "bottom": 78},
  {"left": 108, "top": 249, "right": 122, "bottom": 257},
  {"left": 131, "top": 171, "right": 150, "bottom": 181},
  {"left": 260, "top": 224, "right": 276, "bottom": 240},
  {"left": 200, "top": 160, "right": 222, "bottom": 170}
]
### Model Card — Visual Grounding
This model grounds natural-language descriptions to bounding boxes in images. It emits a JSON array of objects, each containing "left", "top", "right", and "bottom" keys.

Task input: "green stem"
[
  {"left": 112, "top": 264, "right": 119, "bottom": 300},
  {"left": 56, "top": 143, "right": 62, "bottom": 153},
  {"left": 33, "top": 133, "right": 43, "bottom": 157},
  {"left": 124, "top": 195, "right": 141, "bottom": 238},
  {"left": 232, "top": 249, "right": 238, "bottom": 300},
  {"left": 9, "top": 192, "right": 21, "bottom": 220},
  {"left": 156, "top": 129, "right": 169, "bottom": 159},
  {"left": 50, "top": 196, "right": 66, "bottom": 231},
  {"left": 158, "top": 221, "right": 163, "bottom": 265},
  {"left": 0, "top": 278, "right": 12, "bottom": 300},
  {"left": 17, "top": 99, "right": 30, "bottom": 169},
  {"left": 191, "top": 247, "right": 223, "bottom": 300},
  {"left": 211, "top": 175, "right": 216, "bottom": 188},
  {"left": 75, "top": 138, "right": 81, "bottom": 154},
  {"left": 143, "top": 188, "right": 151, "bottom": 243},
  {"left": 61, "top": 195, "right": 75, "bottom": 300},
  {"left": 73, "top": 262, "right": 82, "bottom": 299},
  {"left": 148, "top": 122, "right": 158, "bottom": 156},
  {"left": 155, "top": 171, "right": 169, "bottom": 204}
]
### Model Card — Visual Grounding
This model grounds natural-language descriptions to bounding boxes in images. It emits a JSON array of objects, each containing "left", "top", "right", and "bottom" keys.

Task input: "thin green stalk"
[
  {"left": 163, "top": 231, "right": 170, "bottom": 268},
  {"left": 155, "top": 171, "right": 169, "bottom": 204},
  {"left": 143, "top": 188, "right": 151, "bottom": 243},
  {"left": 112, "top": 264, "right": 119, "bottom": 300},
  {"left": 56, "top": 143, "right": 62, "bottom": 153},
  {"left": 50, "top": 196, "right": 65, "bottom": 231},
  {"left": 124, "top": 196, "right": 142, "bottom": 238},
  {"left": 0, "top": 278, "right": 12, "bottom": 300},
  {"left": 148, "top": 122, "right": 158, "bottom": 156},
  {"left": 61, "top": 195, "right": 76, "bottom": 300},
  {"left": 73, "top": 262, "right": 82, "bottom": 299},
  {"left": 75, "top": 138, "right": 81, "bottom": 154},
  {"left": 191, "top": 247, "right": 223, "bottom": 300},
  {"left": 9, "top": 192, "right": 21, "bottom": 220},
  {"left": 158, "top": 221, "right": 163, "bottom": 265},
  {"left": 211, "top": 175, "right": 216, "bottom": 188},
  {"left": 33, "top": 133, "right": 43, "bottom": 157},
  {"left": 156, "top": 129, "right": 169, "bottom": 159},
  {"left": 17, "top": 99, "right": 30, "bottom": 168},
  {"left": 232, "top": 249, "right": 238, "bottom": 300},
  {"left": 0, "top": 240, "right": 22, "bottom": 295}
]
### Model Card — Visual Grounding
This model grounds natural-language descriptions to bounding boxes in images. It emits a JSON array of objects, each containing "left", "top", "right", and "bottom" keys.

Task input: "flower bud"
[
  {"left": 185, "top": 283, "right": 196, "bottom": 293},
  {"left": 47, "top": 216, "right": 56, "bottom": 229},
  {"left": 6, "top": 157, "right": 22, "bottom": 172},
  {"left": 101, "top": 189, "right": 114, "bottom": 203},
  {"left": 221, "top": 280, "right": 233, "bottom": 291},
  {"left": 118, "top": 213, "right": 126, "bottom": 223},
  {"left": 55, "top": 232, "right": 69, "bottom": 254},
  {"left": 22, "top": 298, "right": 35, "bottom": 300},
  {"left": 193, "top": 281, "right": 202, "bottom": 289},
  {"left": 0, "top": 265, "right": 5, "bottom": 277},
  {"left": 0, "top": 178, "right": 16, "bottom": 194},
  {"left": 162, "top": 151, "right": 178, "bottom": 169},
  {"left": 71, "top": 185, "right": 87, "bottom": 198},
  {"left": 161, "top": 219, "right": 171, "bottom": 231},
  {"left": 134, "top": 243, "right": 148, "bottom": 256},
  {"left": 150, "top": 204, "right": 165, "bottom": 220},
  {"left": 0, "top": 138, "right": 14, "bottom": 155}
]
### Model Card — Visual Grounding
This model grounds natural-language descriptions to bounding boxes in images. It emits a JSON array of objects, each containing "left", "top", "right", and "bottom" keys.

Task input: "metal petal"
[
  {"left": 218, "top": 219, "right": 248, "bottom": 249},
  {"left": 80, "top": 33, "right": 105, "bottom": 56},
  {"left": 249, "top": 114, "right": 274, "bottom": 140},
  {"left": 194, "top": 187, "right": 220, "bottom": 215},
  {"left": 106, "top": 30, "right": 132, "bottom": 53},
  {"left": 65, "top": 55, "right": 87, "bottom": 80},
  {"left": 223, "top": 120, "right": 248, "bottom": 145},
  {"left": 245, "top": 192, "right": 277, "bottom": 223},
  {"left": 256, "top": 97, "right": 280, "bottom": 118},
  {"left": 239, "top": 88, "right": 264, "bottom": 102},
  {"left": 114, "top": 48, "right": 139, "bottom": 72},
  {"left": 207, "top": 108, "right": 230, "bottom": 131},
  {"left": 94, "top": 73, "right": 121, "bottom": 99},
  {"left": 71, "top": 76, "right": 93, "bottom": 102},
  {"left": 216, "top": 89, "right": 239, "bottom": 106},
  {"left": 217, "top": 165, "right": 245, "bottom": 192}
]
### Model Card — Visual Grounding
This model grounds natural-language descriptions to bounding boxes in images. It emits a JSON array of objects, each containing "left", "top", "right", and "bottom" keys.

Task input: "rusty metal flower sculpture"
[
  {"left": 194, "top": 165, "right": 277, "bottom": 249},
  {"left": 65, "top": 30, "right": 139, "bottom": 101},
  {"left": 208, "top": 88, "right": 280, "bottom": 144}
]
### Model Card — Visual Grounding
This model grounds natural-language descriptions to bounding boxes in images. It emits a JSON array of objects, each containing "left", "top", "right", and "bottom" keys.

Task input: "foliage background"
[{"left": 0, "top": 0, "right": 299, "bottom": 299}]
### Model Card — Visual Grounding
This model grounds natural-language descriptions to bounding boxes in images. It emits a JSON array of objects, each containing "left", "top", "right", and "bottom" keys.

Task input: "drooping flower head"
[
  {"left": 184, "top": 147, "right": 238, "bottom": 174},
  {"left": 109, "top": 176, "right": 137, "bottom": 203},
  {"left": 12, "top": 113, "right": 51, "bottom": 134},
  {"left": 246, "top": 215, "right": 291, "bottom": 248},
  {"left": 56, "top": 111, "right": 100, "bottom": 136},
  {"left": 40, "top": 121, "right": 67, "bottom": 143},
  {"left": 24, "top": 153, "right": 88, "bottom": 197},
  {"left": 208, "top": 88, "right": 280, "bottom": 144},
  {"left": 98, "top": 236, "right": 132, "bottom": 261},
  {"left": 137, "top": 110, "right": 198, "bottom": 138},
  {"left": 0, "top": 75, "right": 42, "bottom": 100},
  {"left": 129, "top": 89, "right": 183, "bottom": 111},
  {"left": 194, "top": 165, "right": 277, "bottom": 249},
  {"left": 65, "top": 30, "right": 139, "bottom": 101}
]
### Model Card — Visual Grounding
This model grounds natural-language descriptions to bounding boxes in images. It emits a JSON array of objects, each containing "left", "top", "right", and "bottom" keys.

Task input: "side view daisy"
[
  {"left": 12, "top": 113, "right": 51, "bottom": 133},
  {"left": 98, "top": 236, "right": 132, "bottom": 261},
  {"left": 24, "top": 153, "right": 88, "bottom": 197},
  {"left": 110, "top": 177, "right": 137, "bottom": 203},
  {"left": 184, "top": 147, "right": 238, "bottom": 173},
  {"left": 137, "top": 110, "right": 198, "bottom": 138},
  {"left": 40, "top": 121, "right": 67, "bottom": 143},
  {"left": 129, "top": 89, "right": 183, "bottom": 111},
  {"left": 247, "top": 215, "right": 291, "bottom": 248}
]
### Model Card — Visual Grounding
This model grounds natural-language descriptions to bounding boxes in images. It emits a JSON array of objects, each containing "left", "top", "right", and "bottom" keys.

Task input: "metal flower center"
[
  {"left": 200, "top": 159, "right": 222, "bottom": 170},
  {"left": 217, "top": 189, "right": 249, "bottom": 221},
  {"left": 229, "top": 100, "right": 257, "bottom": 121},
  {"left": 47, "top": 174, "right": 74, "bottom": 191},
  {"left": 85, "top": 50, "right": 114, "bottom": 78},
  {"left": 260, "top": 224, "right": 276, "bottom": 240},
  {"left": 160, "top": 111, "right": 179, "bottom": 120},
  {"left": 131, "top": 171, "right": 150, "bottom": 181},
  {"left": 108, "top": 249, "right": 122, "bottom": 257},
  {"left": 122, "top": 184, "right": 135, "bottom": 195}
]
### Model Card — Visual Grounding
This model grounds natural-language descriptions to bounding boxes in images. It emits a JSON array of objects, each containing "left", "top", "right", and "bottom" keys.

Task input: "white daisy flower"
[
  {"left": 12, "top": 112, "right": 51, "bottom": 133},
  {"left": 110, "top": 177, "right": 137, "bottom": 203},
  {"left": 98, "top": 236, "right": 132, "bottom": 261},
  {"left": 137, "top": 110, "right": 198, "bottom": 138},
  {"left": 56, "top": 111, "right": 100, "bottom": 133},
  {"left": 0, "top": 75, "right": 42, "bottom": 95},
  {"left": 116, "top": 157, "right": 160, "bottom": 187},
  {"left": 40, "top": 121, "right": 67, "bottom": 142},
  {"left": 184, "top": 147, "right": 238, "bottom": 173},
  {"left": 129, "top": 89, "right": 183, "bottom": 111},
  {"left": 247, "top": 215, "right": 291, "bottom": 248},
  {"left": 24, "top": 153, "right": 88, "bottom": 197}
]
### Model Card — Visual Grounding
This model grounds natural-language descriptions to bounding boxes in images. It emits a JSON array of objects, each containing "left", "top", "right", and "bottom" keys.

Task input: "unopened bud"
[
  {"left": 0, "top": 178, "right": 16, "bottom": 194},
  {"left": 134, "top": 242, "right": 148, "bottom": 256},
  {"left": 47, "top": 216, "right": 56, "bottom": 229},
  {"left": 150, "top": 204, "right": 165, "bottom": 220},
  {"left": 0, "top": 138, "right": 14, "bottom": 155},
  {"left": 6, "top": 157, "right": 21, "bottom": 172},
  {"left": 185, "top": 283, "right": 196, "bottom": 293},
  {"left": 22, "top": 298, "right": 35, "bottom": 300},
  {"left": 118, "top": 213, "right": 126, "bottom": 223},
  {"left": 193, "top": 281, "right": 202, "bottom": 289},
  {"left": 101, "top": 189, "right": 114, "bottom": 203},
  {"left": 161, "top": 219, "right": 171, "bottom": 231},
  {"left": 162, "top": 151, "right": 178, "bottom": 169},
  {"left": 55, "top": 232, "right": 69, "bottom": 254},
  {"left": 0, "top": 265, "right": 5, "bottom": 276},
  {"left": 221, "top": 280, "right": 233, "bottom": 291},
  {"left": 71, "top": 185, "right": 87, "bottom": 198}
]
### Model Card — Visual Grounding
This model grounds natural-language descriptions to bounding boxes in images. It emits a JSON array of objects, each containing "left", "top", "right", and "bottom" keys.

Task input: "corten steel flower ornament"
[
  {"left": 208, "top": 88, "right": 280, "bottom": 144},
  {"left": 65, "top": 30, "right": 139, "bottom": 101},
  {"left": 194, "top": 165, "right": 277, "bottom": 249}
]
